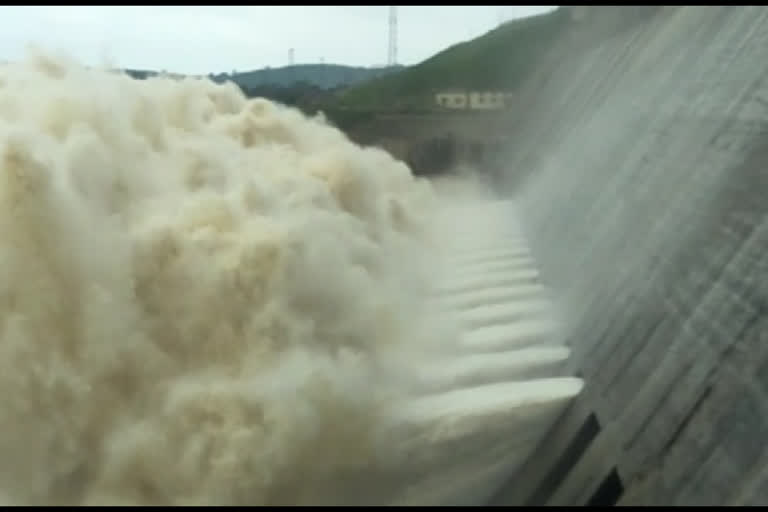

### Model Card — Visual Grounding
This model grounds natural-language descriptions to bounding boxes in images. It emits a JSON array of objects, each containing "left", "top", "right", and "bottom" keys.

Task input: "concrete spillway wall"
[{"left": 494, "top": 6, "right": 768, "bottom": 506}]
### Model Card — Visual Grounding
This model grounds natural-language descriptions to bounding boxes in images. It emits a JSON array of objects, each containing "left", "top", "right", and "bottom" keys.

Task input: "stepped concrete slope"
[
  {"left": 303, "top": 200, "right": 581, "bottom": 507},
  {"left": 488, "top": 6, "right": 768, "bottom": 506},
  {"left": 379, "top": 200, "right": 583, "bottom": 506}
]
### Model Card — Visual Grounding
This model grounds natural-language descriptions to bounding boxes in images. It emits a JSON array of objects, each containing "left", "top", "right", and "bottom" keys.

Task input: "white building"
[
  {"left": 435, "top": 90, "right": 468, "bottom": 109},
  {"left": 435, "top": 90, "right": 514, "bottom": 110}
]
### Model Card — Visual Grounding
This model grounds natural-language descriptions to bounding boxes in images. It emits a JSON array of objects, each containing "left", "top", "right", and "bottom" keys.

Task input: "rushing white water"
[{"left": 0, "top": 53, "right": 581, "bottom": 506}]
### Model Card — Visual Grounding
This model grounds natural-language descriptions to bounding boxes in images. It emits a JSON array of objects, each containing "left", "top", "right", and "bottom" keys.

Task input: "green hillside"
[
  {"left": 123, "top": 64, "right": 403, "bottom": 91},
  {"left": 223, "top": 64, "right": 403, "bottom": 90},
  {"left": 335, "top": 8, "right": 570, "bottom": 111}
]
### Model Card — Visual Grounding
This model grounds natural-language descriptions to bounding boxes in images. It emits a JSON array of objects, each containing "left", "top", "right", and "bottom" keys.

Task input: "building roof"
[{"left": 435, "top": 88, "right": 467, "bottom": 95}]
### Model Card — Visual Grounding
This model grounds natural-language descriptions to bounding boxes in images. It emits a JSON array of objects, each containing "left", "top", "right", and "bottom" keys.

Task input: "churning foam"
[{"left": 0, "top": 53, "right": 580, "bottom": 506}]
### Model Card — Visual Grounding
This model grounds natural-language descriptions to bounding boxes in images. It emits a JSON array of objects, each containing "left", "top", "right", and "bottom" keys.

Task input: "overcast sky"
[{"left": 0, "top": 6, "right": 556, "bottom": 74}]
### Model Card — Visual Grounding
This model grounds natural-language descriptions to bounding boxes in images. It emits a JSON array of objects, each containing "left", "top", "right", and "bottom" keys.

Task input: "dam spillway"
[{"left": 484, "top": 5, "right": 768, "bottom": 506}]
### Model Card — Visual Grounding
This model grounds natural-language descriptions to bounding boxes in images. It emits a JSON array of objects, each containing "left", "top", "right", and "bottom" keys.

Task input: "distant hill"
[
  {"left": 222, "top": 64, "right": 404, "bottom": 90},
  {"left": 335, "top": 8, "right": 571, "bottom": 111},
  {"left": 122, "top": 69, "right": 162, "bottom": 80},
  {"left": 120, "top": 8, "right": 573, "bottom": 120},
  {"left": 122, "top": 63, "right": 405, "bottom": 91}
]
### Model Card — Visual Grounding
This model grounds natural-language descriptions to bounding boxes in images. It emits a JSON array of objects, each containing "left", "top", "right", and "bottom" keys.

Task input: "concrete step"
[{"left": 371, "top": 202, "right": 581, "bottom": 506}]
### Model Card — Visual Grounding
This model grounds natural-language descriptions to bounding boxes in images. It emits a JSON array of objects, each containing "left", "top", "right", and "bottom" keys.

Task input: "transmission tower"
[{"left": 388, "top": 6, "right": 398, "bottom": 67}]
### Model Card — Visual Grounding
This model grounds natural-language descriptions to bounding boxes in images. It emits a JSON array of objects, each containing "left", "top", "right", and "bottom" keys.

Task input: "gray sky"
[{"left": 0, "top": 6, "right": 556, "bottom": 74}]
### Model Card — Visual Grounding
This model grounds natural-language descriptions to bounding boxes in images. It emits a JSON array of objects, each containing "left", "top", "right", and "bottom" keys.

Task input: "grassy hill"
[
  {"left": 123, "top": 63, "right": 403, "bottom": 91},
  {"left": 123, "top": 8, "right": 573, "bottom": 130},
  {"left": 334, "top": 8, "right": 570, "bottom": 111},
  {"left": 224, "top": 64, "right": 403, "bottom": 90}
]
